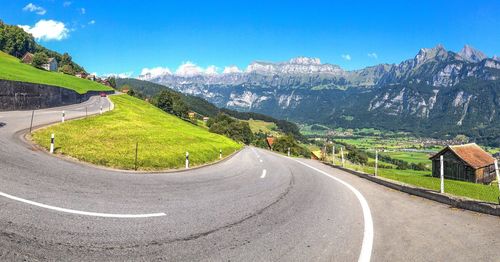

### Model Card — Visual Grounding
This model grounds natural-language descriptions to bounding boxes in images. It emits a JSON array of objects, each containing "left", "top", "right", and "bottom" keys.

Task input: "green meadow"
[
  {"left": 340, "top": 159, "right": 499, "bottom": 203},
  {"left": 32, "top": 95, "right": 242, "bottom": 170},
  {"left": 0, "top": 51, "right": 112, "bottom": 94}
]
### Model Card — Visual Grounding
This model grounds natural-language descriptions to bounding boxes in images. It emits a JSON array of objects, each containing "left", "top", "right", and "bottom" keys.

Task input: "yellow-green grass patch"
[{"left": 32, "top": 95, "right": 242, "bottom": 170}]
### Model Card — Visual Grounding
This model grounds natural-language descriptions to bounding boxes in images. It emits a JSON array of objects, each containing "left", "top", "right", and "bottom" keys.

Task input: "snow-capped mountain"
[{"left": 137, "top": 45, "right": 500, "bottom": 145}]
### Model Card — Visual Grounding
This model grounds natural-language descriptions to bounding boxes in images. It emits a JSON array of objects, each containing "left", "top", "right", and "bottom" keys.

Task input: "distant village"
[{"left": 21, "top": 52, "right": 114, "bottom": 87}]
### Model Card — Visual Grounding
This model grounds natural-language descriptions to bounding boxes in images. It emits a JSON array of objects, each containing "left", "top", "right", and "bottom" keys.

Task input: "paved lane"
[
  {"left": 0, "top": 97, "right": 498, "bottom": 261},
  {"left": 0, "top": 98, "right": 366, "bottom": 261}
]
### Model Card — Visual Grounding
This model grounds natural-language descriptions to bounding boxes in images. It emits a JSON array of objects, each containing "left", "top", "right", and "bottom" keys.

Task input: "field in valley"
[{"left": 301, "top": 125, "right": 500, "bottom": 203}]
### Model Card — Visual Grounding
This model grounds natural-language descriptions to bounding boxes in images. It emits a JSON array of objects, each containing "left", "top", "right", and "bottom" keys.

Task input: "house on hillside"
[
  {"left": 42, "top": 58, "right": 58, "bottom": 71},
  {"left": 86, "top": 74, "right": 97, "bottom": 81},
  {"left": 266, "top": 136, "right": 275, "bottom": 150},
  {"left": 202, "top": 116, "right": 210, "bottom": 122},
  {"left": 75, "top": 72, "right": 87, "bottom": 78},
  {"left": 21, "top": 52, "right": 34, "bottom": 64},
  {"left": 430, "top": 143, "right": 496, "bottom": 184},
  {"left": 188, "top": 112, "right": 196, "bottom": 119}
]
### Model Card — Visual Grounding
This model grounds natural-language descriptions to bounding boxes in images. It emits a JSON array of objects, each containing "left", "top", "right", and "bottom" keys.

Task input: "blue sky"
[{"left": 1, "top": 0, "right": 499, "bottom": 76}]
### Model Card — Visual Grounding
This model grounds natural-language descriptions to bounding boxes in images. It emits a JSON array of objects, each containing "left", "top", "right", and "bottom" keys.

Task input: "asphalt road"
[{"left": 0, "top": 97, "right": 499, "bottom": 261}]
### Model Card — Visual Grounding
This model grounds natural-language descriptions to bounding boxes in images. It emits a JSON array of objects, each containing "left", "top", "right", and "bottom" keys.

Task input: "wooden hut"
[
  {"left": 430, "top": 143, "right": 496, "bottom": 184},
  {"left": 21, "top": 52, "right": 34, "bottom": 64}
]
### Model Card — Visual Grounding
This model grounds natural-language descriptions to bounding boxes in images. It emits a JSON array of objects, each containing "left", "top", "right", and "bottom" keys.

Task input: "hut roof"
[{"left": 430, "top": 143, "right": 495, "bottom": 169}]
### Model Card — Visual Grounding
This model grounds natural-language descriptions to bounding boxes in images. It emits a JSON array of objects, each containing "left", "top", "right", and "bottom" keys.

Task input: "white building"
[{"left": 42, "top": 58, "right": 58, "bottom": 71}]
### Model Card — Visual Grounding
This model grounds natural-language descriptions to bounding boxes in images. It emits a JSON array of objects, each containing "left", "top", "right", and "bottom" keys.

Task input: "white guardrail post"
[
  {"left": 495, "top": 160, "right": 500, "bottom": 202},
  {"left": 61, "top": 111, "right": 65, "bottom": 123},
  {"left": 219, "top": 149, "right": 222, "bottom": 159},
  {"left": 375, "top": 149, "right": 378, "bottom": 176},
  {"left": 186, "top": 152, "right": 189, "bottom": 169},
  {"left": 440, "top": 155, "right": 444, "bottom": 193},
  {"left": 50, "top": 133, "right": 55, "bottom": 154}
]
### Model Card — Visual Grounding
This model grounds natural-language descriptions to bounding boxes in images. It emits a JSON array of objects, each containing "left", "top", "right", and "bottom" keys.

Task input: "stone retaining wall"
[{"left": 0, "top": 79, "right": 114, "bottom": 111}]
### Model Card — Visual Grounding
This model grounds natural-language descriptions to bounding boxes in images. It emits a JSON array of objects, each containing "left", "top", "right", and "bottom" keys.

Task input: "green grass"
[
  {"left": 382, "top": 151, "right": 432, "bottom": 165},
  {"left": 341, "top": 161, "right": 499, "bottom": 203},
  {"left": 246, "top": 119, "right": 278, "bottom": 135},
  {"left": 32, "top": 95, "right": 242, "bottom": 170},
  {"left": 0, "top": 51, "right": 112, "bottom": 94}
]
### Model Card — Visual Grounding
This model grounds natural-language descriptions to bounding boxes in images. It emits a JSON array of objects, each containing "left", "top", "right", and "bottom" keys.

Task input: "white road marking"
[
  {"left": 292, "top": 159, "right": 373, "bottom": 262},
  {"left": 0, "top": 191, "right": 166, "bottom": 218},
  {"left": 250, "top": 147, "right": 260, "bottom": 158},
  {"left": 260, "top": 159, "right": 263, "bottom": 163},
  {"left": 260, "top": 169, "right": 267, "bottom": 178}
]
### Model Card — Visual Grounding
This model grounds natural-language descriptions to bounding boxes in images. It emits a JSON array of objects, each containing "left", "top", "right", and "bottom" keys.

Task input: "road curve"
[{"left": 0, "top": 97, "right": 499, "bottom": 261}]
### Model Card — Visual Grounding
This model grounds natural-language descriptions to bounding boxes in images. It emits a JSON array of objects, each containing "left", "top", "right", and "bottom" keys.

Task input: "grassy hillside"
[
  {"left": 116, "top": 78, "right": 220, "bottom": 117},
  {"left": 32, "top": 95, "right": 242, "bottom": 170},
  {"left": 0, "top": 51, "right": 112, "bottom": 94},
  {"left": 246, "top": 119, "right": 278, "bottom": 135}
]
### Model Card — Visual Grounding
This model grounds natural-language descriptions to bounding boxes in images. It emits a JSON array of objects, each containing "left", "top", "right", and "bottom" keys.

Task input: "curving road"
[{"left": 0, "top": 97, "right": 499, "bottom": 261}]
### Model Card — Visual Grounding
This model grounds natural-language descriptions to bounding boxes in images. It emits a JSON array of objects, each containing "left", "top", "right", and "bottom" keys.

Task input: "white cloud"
[
  {"left": 368, "top": 52, "right": 378, "bottom": 59},
  {"left": 102, "top": 72, "right": 133, "bottom": 78},
  {"left": 341, "top": 54, "right": 351, "bottom": 61},
  {"left": 80, "top": 8, "right": 86, "bottom": 14},
  {"left": 23, "top": 3, "right": 46, "bottom": 15},
  {"left": 88, "top": 20, "right": 96, "bottom": 25},
  {"left": 139, "top": 67, "right": 172, "bottom": 78},
  {"left": 222, "top": 65, "right": 242, "bottom": 74},
  {"left": 176, "top": 61, "right": 204, "bottom": 76},
  {"left": 18, "top": 20, "right": 69, "bottom": 41},
  {"left": 63, "top": 1, "right": 72, "bottom": 7},
  {"left": 205, "top": 65, "right": 219, "bottom": 75},
  {"left": 140, "top": 63, "right": 242, "bottom": 79}
]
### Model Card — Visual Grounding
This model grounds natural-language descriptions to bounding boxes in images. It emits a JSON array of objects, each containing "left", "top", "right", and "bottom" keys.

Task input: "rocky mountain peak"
[
  {"left": 289, "top": 57, "right": 321, "bottom": 65},
  {"left": 415, "top": 44, "right": 448, "bottom": 64},
  {"left": 492, "top": 55, "right": 500, "bottom": 62},
  {"left": 458, "top": 44, "right": 487, "bottom": 63}
]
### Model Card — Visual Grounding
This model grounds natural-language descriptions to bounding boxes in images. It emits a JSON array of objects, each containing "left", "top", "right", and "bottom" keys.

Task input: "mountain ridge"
[{"left": 138, "top": 44, "right": 500, "bottom": 146}]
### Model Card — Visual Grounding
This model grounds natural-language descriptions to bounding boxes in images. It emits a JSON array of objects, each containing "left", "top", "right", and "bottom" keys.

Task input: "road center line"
[
  {"left": 0, "top": 191, "right": 166, "bottom": 218},
  {"left": 260, "top": 159, "right": 263, "bottom": 163},
  {"left": 261, "top": 169, "right": 267, "bottom": 178},
  {"left": 292, "top": 159, "right": 373, "bottom": 262}
]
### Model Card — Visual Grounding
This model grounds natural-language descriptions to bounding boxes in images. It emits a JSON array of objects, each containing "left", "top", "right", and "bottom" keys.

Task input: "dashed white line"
[
  {"left": 0, "top": 191, "right": 166, "bottom": 218},
  {"left": 292, "top": 160, "right": 373, "bottom": 262},
  {"left": 259, "top": 159, "right": 263, "bottom": 163},
  {"left": 260, "top": 169, "right": 267, "bottom": 178}
]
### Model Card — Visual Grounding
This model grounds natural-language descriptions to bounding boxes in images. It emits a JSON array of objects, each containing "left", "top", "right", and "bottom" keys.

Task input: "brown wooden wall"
[{"left": 431, "top": 150, "right": 475, "bottom": 183}]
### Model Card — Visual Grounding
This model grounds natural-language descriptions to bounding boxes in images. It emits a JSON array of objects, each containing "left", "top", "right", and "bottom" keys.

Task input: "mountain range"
[{"left": 138, "top": 45, "right": 500, "bottom": 146}]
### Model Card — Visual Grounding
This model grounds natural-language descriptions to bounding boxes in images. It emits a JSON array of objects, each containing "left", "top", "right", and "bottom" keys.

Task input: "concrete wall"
[{"left": 0, "top": 79, "right": 114, "bottom": 111}]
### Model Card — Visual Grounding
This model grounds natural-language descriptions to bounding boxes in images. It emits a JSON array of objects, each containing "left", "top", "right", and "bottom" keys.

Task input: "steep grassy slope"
[
  {"left": 32, "top": 95, "right": 242, "bottom": 170},
  {"left": 0, "top": 51, "right": 112, "bottom": 94}
]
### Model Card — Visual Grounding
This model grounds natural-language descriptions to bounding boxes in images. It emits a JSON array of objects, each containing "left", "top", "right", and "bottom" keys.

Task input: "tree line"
[{"left": 0, "top": 20, "right": 85, "bottom": 74}]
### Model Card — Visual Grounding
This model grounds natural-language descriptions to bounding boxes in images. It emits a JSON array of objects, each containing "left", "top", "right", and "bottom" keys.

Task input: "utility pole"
[
  {"left": 341, "top": 147, "right": 345, "bottom": 167},
  {"left": 29, "top": 110, "right": 34, "bottom": 133},
  {"left": 332, "top": 145, "right": 335, "bottom": 165}
]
